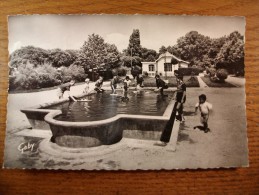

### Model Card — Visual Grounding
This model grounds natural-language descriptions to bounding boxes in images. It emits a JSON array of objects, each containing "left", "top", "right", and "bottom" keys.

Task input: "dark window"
[
  {"left": 164, "top": 63, "right": 172, "bottom": 72},
  {"left": 149, "top": 64, "right": 155, "bottom": 72}
]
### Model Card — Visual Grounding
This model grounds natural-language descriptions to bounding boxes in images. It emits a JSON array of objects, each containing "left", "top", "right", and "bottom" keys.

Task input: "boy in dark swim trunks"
[
  {"left": 57, "top": 79, "right": 75, "bottom": 99},
  {"left": 111, "top": 75, "right": 119, "bottom": 94},
  {"left": 94, "top": 76, "right": 104, "bottom": 93},
  {"left": 136, "top": 74, "right": 144, "bottom": 90},
  {"left": 154, "top": 74, "right": 168, "bottom": 96}
]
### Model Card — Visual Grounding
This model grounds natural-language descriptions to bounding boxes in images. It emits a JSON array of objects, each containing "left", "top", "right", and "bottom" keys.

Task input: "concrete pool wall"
[{"left": 21, "top": 91, "right": 175, "bottom": 148}]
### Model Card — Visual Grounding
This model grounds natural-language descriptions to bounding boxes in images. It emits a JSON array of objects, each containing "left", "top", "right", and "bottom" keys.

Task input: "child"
[
  {"left": 136, "top": 74, "right": 144, "bottom": 90},
  {"left": 194, "top": 94, "right": 213, "bottom": 133},
  {"left": 83, "top": 78, "right": 90, "bottom": 94},
  {"left": 111, "top": 75, "right": 119, "bottom": 94},
  {"left": 122, "top": 76, "right": 131, "bottom": 101},
  {"left": 175, "top": 74, "right": 186, "bottom": 122},
  {"left": 94, "top": 76, "right": 104, "bottom": 93},
  {"left": 123, "top": 76, "right": 131, "bottom": 92},
  {"left": 57, "top": 79, "right": 75, "bottom": 99},
  {"left": 154, "top": 74, "right": 168, "bottom": 96}
]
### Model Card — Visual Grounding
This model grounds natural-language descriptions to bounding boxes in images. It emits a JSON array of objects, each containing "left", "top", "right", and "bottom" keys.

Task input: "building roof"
[
  {"left": 156, "top": 51, "right": 189, "bottom": 64},
  {"left": 141, "top": 51, "right": 190, "bottom": 65},
  {"left": 155, "top": 51, "right": 173, "bottom": 62},
  {"left": 141, "top": 62, "right": 156, "bottom": 64}
]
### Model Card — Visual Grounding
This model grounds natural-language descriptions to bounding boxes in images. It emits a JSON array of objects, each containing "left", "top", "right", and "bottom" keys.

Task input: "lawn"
[
  {"left": 201, "top": 76, "right": 236, "bottom": 87},
  {"left": 133, "top": 76, "right": 200, "bottom": 87}
]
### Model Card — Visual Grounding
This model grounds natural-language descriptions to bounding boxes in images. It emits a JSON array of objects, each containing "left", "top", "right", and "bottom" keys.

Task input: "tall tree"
[{"left": 126, "top": 29, "right": 142, "bottom": 57}]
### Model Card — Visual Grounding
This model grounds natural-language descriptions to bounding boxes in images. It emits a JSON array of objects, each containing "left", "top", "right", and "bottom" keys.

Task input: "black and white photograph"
[{"left": 4, "top": 14, "right": 248, "bottom": 170}]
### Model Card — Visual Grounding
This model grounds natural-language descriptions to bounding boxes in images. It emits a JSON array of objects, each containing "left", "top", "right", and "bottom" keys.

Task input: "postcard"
[{"left": 4, "top": 15, "right": 248, "bottom": 170}]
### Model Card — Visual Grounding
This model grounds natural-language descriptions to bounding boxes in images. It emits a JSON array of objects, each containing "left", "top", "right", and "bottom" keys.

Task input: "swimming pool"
[
  {"left": 45, "top": 90, "right": 173, "bottom": 122},
  {"left": 21, "top": 90, "right": 175, "bottom": 148}
]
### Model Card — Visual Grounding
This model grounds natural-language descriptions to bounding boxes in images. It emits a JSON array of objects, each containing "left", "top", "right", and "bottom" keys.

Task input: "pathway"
[
  {"left": 225, "top": 75, "right": 245, "bottom": 87},
  {"left": 197, "top": 74, "right": 208, "bottom": 88}
]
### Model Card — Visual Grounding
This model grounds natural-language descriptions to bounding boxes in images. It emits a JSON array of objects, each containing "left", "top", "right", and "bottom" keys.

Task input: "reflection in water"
[{"left": 47, "top": 90, "right": 173, "bottom": 122}]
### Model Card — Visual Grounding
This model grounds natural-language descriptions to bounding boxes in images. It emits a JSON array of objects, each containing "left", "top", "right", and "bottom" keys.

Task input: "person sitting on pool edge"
[
  {"left": 57, "top": 79, "right": 76, "bottom": 99},
  {"left": 94, "top": 76, "right": 104, "bottom": 93},
  {"left": 154, "top": 74, "right": 168, "bottom": 97}
]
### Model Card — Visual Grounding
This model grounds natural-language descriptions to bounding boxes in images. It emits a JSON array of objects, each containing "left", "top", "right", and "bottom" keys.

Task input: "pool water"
[{"left": 46, "top": 90, "right": 173, "bottom": 122}]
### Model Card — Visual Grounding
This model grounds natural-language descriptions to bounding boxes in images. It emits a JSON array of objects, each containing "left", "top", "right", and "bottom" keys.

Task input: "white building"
[{"left": 142, "top": 51, "right": 189, "bottom": 77}]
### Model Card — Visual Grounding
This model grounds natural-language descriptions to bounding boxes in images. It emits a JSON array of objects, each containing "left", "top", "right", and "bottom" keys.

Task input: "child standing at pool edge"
[
  {"left": 57, "top": 79, "right": 76, "bottom": 99},
  {"left": 111, "top": 75, "right": 119, "bottom": 94},
  {"left": 94, "top": 76, "right": 104, "bottom": 93},
  {"left": 194, "top": 94, "right": 213, "bottom": 133},
  {"left": 136, "top": 74, "right": 144, "bottom": 91},
  {"left": 83, "top": 78, "right": 90, "bottom": 94},
  {"left": 174, "top": 71, "right": 186, "bottom": 122},
  {"left": 122, "top": 76, "right": 131, "bottom": 100},
  {"left": 154, "top": 74, "right": 168, "bottom": 97}
]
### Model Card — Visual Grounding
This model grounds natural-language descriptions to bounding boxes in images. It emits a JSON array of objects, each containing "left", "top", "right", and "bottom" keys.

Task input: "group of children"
[{"left": 57, "top": 73, "right": 213, "bottom": 134}]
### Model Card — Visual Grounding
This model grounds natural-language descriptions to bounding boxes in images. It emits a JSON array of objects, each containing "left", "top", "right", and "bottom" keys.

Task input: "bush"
[
  {"left": 117, "top": 66, "right": 127, "bottom": 76},
  {"left": 206, "top": 67, "right": 216, "bottom": 77},
  {"left": 131, "top": 65, "right": 142, "bottom": 78},
  {"left": 111, "top": 69, "right": 118, "bottom": 76},
  {"left": 216, "top": 69, "right": 228, "bottom": 82},
  {"left": 210, "top": 76, "right": 218, "bottom": 83},
  {"left": 61, "top": 64, "right": 86, "bottom": 82},
  {"left": 9, "top": 63, "right": 86, "bottom": 91},
  {"left": 111, "top": 67, "right": 127, "bottom": 77},
  {"left": 8, "top": 63, "right": 60, "bottom": 90},
  {"left": 143, "top": 71, "right": 148, "bottom": 77},
  {"left": 178, "top": 67, "right": 200, "bottom": 76}
]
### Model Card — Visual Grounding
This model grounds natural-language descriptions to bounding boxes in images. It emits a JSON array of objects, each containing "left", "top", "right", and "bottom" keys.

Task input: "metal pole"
[
  {"left": 131, "top": 48, "right": 133, "bottom": 67},
  {"left": 165, "top": 52, "right": 167, "bottom": 79}
]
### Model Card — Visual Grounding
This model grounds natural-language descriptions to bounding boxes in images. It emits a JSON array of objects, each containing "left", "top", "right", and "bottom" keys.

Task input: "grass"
[
  {"left": 134, "top": 76, "right": 200, "bottom": 87},
  {"left": 200, "top": 76, "right": 236, "bottom": 88}
]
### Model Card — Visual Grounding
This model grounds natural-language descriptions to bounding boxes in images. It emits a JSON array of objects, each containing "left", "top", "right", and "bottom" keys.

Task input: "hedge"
[{"left": 178, "top": 67, "right": 201, "bottom": 76}]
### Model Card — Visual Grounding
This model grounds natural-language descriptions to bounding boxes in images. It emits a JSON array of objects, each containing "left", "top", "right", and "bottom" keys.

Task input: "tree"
[
  {"left": 126, "top": 29, "right": 142, "bottom": 57},
  {"left": 120, "top": 55, "right": 133, "bottom": 67},
  {"left": 158, "top": 46, "right": 167, "bottom": 55},
  {"left": 104, "top": 44, "right": 121, "bottom": 69},
  {"left": 48, "top": 49, "right": 75, "bottom": 67},
  {"left": 174, "top": 31, "right": 211, "bottom": 64},
  {"left": 66, "top": 49, "right": 80, "bottom": 64},
  {"left": 9, "top": 46, "right": 49, "bottom": 68},
  {"left": 215, "top": 31, "right": 244, "bottom": 75},
  {"left": 167, "top": 45, "right": 180, "bottom": 57},
  {"left": 75, "top": 34, "right": 121, "bottom": 71},
  {"left": 131, "top": 65, "right": 142, "bottom": 78},
  {"left": 120, "top": 53, "right": 142, "bottom": 67},
  {"left": 141, "top": 47, "right": 157, "bottom": 62}
]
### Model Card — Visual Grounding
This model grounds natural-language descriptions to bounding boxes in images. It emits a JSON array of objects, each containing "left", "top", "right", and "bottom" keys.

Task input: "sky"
[{"left": 8, "top": 15, "right": 245, "bottom": 53}]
